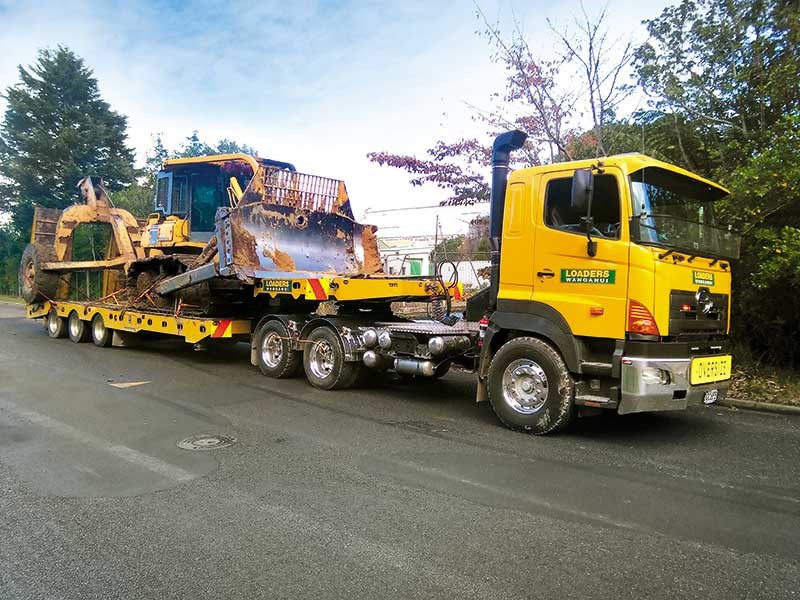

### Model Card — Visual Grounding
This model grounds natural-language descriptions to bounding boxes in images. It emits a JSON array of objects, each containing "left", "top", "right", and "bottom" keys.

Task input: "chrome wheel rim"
[
  {"left": 501, "top": 358, "right": 548, "bottom": 414},
  {"left": 92, "top": 318, "right": 105, "bottom": 341},
  {"left": 261, "top": 331, "right": 284, "bottom": 368},
  {"left": 48, "top": 312, "right": 59, "bottom": 335},
  {"left": 309, "top": 338, "right": 335, "bottom": 380},
  {"left": 69, "top": 314, "right": 81, "bottom": 338}
]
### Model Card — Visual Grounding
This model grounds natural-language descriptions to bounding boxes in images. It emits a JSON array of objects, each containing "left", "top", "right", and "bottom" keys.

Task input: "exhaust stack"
[{"left": 488, "top": 130, "right": 528, "bottom": 310}]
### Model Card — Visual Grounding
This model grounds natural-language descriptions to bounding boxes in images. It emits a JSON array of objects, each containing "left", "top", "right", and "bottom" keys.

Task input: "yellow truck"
[{"left": 21, "top": 131, "right": 740, "bottom": 434}]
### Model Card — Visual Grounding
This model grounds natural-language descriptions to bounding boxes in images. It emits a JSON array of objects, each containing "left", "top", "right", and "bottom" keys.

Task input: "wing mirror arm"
[
  {"left": 571, "top": 167, "right": 598, "bottom": 257},
  {"left": 581, "top": 216, "right": 597, "bottom": 257}
]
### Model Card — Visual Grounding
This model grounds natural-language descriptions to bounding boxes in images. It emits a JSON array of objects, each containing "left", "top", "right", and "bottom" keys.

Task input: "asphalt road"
[{"left": 0, "top": 302, "right": 798, "bottom": 600}]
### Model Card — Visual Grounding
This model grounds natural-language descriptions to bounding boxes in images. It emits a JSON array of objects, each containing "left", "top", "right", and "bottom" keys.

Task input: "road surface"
[{"left": 0, "top": 303, "right": 798, "bottom": 599}]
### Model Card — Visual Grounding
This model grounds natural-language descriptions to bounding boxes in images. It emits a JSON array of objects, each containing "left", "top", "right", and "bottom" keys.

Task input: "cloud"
[{"left": 0, "top": 0, "right": 670, "bottom": 232}]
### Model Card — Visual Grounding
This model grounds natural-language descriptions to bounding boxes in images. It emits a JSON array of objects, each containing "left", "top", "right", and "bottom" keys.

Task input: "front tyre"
[
  {"left": 303, "top": 326, "right": 359, "bottom": 390},
  {"left": 487, "top": 336, "right": 575, "bottom": 435},
  {"left": 255, "top": 320, "right": 302, "bottom": 378}
]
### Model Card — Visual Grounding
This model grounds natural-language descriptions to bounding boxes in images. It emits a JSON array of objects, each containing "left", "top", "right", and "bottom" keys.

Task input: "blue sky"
[{"left": 0, "top": 0, "right": 670, "bottom": 235}]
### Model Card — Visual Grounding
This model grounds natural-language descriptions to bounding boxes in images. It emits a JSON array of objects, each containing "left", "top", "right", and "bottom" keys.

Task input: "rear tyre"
[
  {"left": 255, "top": 320, "right": 302, "bottom": 378},
  {"left": 91, "top": 314, "right": 113, "bottom": 348},
  {"left": 19, "top": 243, "right": 60, "bottom": 303},
  {"left": 303, "top": 326, "right": 359, "bottom": 390},
  {"left": 68, "top": 311, "right": 90, "bottom": 343},
  {"left": 487, "top": 336, "right": 575, "bottom": 435},
  {"left": 46, "top": 309, "right": 67, "bottom": 339}
]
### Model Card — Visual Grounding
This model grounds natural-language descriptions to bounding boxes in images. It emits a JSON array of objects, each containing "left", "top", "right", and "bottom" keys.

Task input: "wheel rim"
[
  {"left": 93, "top": 318, "right": 105, "bottom": 341},
  {"left": 501, "top": 358, "right": 549, "bottom": 415},
  {"left": 309, "top": 338, "right": 335, "bottom": 380},
  {"left": 48, "top": 312, "right": 59, "bottom": 335},
  {"left": 261, "top": 331, "right": 284, "bottom": 368},
  {"left": 69, "top": 314, "right": 81, "bottom": 338}
]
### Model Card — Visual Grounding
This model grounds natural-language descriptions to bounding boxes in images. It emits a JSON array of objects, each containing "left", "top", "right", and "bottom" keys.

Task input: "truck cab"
[{"left": 477, "top": 134, "right": 740, "bottom": 432}]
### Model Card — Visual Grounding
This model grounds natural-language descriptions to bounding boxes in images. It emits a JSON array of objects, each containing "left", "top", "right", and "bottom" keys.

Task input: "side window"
[
  {"left": 155, "top": 173, "right": 170, "bottom": 211},
  {"left": 544, "top": 174, "right": 621, "bottom": 239},
  {"left": 171, "top": 176, "right": 189, "bottom": 216}
]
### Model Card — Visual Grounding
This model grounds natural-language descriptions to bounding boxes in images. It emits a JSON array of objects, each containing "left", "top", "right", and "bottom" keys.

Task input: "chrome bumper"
[{"left": 618, "top": 356, "right": 729, "bottom": 415}]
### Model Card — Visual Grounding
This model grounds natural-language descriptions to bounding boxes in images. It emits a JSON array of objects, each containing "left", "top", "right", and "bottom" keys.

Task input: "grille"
[
  {"left": 669, "top": 289, "right": 728, "bottom": 337},
  {"left": 259, "top": 169, "right": 348, "bottom": 215}
]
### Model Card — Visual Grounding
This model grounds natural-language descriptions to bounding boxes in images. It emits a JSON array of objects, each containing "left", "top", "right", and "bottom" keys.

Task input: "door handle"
[{"left": 537, "top": 270, "right": 555, "bottom": 278}]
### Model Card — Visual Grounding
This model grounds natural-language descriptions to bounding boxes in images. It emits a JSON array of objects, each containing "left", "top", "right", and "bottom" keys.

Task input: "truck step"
[{"left": 581, "top": 361, "right": 613, "bottom": 376}]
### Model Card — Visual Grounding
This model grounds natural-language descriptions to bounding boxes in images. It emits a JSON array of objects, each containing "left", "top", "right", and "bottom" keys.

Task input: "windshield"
[{"left": 629, "top": 167, "right": 740, "bottom": 259}]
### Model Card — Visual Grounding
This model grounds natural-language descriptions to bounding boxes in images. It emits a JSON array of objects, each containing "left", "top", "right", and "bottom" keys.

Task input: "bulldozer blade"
[{"left": 216, "top": 202, "right": 382, "bottom": 281}]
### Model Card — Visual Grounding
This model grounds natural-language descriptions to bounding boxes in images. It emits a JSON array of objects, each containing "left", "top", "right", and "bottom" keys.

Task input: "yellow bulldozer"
[{"left": 19, "top": 154, "right": 382, "bottom": 315}]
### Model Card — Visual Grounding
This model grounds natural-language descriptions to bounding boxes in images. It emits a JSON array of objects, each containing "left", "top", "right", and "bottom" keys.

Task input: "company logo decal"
[
  {"left": 693, "top": 270, "right": 715, "bottom": 286},
  {"left": 560, "top": 269, "right": 616, "bottom": 284},
  {"left": 261, "top": 279, "right": 293, "bottom": 292}
]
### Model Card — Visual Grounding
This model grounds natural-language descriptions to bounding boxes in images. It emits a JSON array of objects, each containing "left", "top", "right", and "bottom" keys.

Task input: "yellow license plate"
[{"left": 690, "top": 355, "right": 732, "bottom": 385}]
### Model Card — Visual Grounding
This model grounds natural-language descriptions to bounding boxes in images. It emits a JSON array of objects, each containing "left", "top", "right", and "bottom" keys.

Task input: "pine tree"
[{"left": 0, "top": 46, "right": 136, "bottom": 235}]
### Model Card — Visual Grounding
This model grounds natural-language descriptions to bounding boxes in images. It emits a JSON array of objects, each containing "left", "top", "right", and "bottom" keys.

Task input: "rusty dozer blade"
[{"left": 215, "top": 168, "right": 382, "bottom": 280}]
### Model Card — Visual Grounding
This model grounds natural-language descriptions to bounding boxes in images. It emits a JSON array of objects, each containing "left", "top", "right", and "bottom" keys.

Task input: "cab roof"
[
  {"left": 516, "top": 153, "right": 730, "bottom": 195},
  {"left": 162, "top": 153, "right": 297, "bottom": 174}
]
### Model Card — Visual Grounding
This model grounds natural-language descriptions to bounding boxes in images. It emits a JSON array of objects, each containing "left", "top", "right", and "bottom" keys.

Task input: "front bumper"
[{"left": 618, "top": 356, "right": 729, "bottom": 415}]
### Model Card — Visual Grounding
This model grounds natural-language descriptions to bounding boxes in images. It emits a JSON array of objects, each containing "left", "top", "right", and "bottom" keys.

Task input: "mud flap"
[{"left": 476, "top": 377, "right": 489, "bottom": 403}]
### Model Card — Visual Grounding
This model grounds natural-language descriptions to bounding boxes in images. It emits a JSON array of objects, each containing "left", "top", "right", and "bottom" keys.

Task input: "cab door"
[{"left": 531, "top": 167, "right": 630, "bottom": 339}]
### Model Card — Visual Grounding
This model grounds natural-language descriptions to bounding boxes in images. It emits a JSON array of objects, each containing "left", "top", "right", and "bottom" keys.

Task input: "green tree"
[
  {"left": 368, "top": 6, "right": 635, "bottom": 206},
  {"left": 0, "top": 47, "right": 137, "bottom": 235},
  {"left": 216, "top": 138, "right": 259, "bottom": 156},
  {"left": 635, "top": 0, "right": 800, "bottom": 367},
  {"left": 112, "top": 183, "right": 154, "bottom": 218}
]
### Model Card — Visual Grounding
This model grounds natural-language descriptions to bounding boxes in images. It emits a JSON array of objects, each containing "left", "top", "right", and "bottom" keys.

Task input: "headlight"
[{"left": 641, "top": 366, "right": 671, "bottom": 385}]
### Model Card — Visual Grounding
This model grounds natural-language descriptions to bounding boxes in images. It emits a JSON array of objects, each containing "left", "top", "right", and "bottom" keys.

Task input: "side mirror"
[
  {"left": 571, "top": 168, "right": 597, "bottom": 257},
  {"left": 571, "top": 168, "right": 594, "bottom": 212}
]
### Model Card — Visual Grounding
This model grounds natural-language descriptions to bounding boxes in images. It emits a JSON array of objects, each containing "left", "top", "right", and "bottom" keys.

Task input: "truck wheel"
[
  {"left": 255, "top": 320, "right": 302, "bottom": 378},
  {"left": 487, "top": 336, "right": 575, "bottom": 435},
  {"left": 19, "top": 243, "right": 60, "bottom": 303},
  {"left": 46, "top": 308, "right": 67, "bottom": 339},
  {"left": 303, "top": 326, "right": 359, "bottom": 390},
  {"left": 91, "top": 314, "right": 113, "bottom": 347},
  {"left": 68, "top": 311, "right": 90, "bottom": 343}
]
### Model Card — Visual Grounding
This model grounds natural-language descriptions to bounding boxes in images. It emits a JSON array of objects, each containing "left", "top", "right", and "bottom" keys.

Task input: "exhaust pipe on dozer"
[{"left": 488, "top": 130, "right": 528, "bottom": 311}]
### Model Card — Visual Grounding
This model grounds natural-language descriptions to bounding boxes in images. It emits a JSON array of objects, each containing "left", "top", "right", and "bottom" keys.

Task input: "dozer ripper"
[{"left": 22, "top": 132, "right": 741, "bottom": 434}]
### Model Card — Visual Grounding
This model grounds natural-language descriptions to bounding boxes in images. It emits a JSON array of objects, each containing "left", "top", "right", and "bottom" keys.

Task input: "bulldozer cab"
[{"left": 144, "top": 153, "right": 267, "bottom": 251}]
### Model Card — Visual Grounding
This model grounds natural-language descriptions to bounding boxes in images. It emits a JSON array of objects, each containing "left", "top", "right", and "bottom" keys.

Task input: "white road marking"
[
  {"left": 0, "top": 397, "right": 195, "bottom": 482},
  {"left": 108, "top": 381, "right": 151, "bottom": 389}
]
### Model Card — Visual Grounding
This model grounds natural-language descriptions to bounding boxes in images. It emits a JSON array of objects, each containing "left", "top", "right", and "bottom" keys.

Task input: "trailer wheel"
[
  {"left": 46, "top": 308, "right": 67, "bottom": 339},
  {"left": 487, "top": 336, "right": 575, "bottom": 435},
  {"left": 19, "top": 243, "right": 60, "bottom": 303},
  {"left": 303, "top": 326, "right": 359, "bottom": 390},
  {"left": 255, "top": 320, "right": 302, "bottom": 378},
  {"left": 68, "top": 311, "right": 90, "bottom": 343},
  {"left": 91, "top": 314, "right": 113, "bottom": 348}
]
